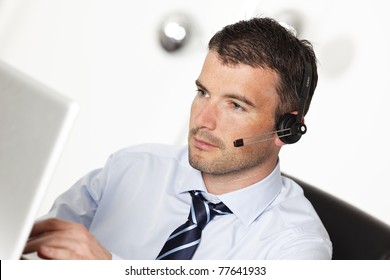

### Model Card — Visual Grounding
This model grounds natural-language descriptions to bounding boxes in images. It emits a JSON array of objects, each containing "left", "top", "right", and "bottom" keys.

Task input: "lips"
[
  {"left": 193, "top": 137, "right": 218, "bottom": 150},
  {"left": 189, "top": 128, "right": 226, "bottom": 151}
]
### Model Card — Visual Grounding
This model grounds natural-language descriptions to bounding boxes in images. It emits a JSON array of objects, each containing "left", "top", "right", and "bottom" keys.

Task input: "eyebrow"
[{"left": 195, "top": 79, "right": 256, "bottom": 108}]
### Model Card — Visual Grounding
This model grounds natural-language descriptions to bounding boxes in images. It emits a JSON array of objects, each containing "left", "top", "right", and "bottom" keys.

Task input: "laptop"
[{"left": 0, "top": 60, "right": 79, "bottom": 259}]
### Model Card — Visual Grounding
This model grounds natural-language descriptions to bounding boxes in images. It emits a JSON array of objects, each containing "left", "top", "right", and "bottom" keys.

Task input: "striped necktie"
[{"left": 156, "top": 190, "right": 232, "bottom": 260}]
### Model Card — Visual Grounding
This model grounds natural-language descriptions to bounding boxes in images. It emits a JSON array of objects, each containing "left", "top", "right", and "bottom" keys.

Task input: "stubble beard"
[{"left": 188, "top": 128, "right": 273, "bottom": 176}]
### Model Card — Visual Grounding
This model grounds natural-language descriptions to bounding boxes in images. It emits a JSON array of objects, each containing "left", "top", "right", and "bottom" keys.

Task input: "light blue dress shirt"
[{"left": 43, "top": 143, "right": 332, "bottom": 259}]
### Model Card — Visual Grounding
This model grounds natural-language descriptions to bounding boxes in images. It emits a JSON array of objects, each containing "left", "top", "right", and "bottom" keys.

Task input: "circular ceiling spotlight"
[{"left": 159, "top": 14, "right": 191, "bottom": 53}]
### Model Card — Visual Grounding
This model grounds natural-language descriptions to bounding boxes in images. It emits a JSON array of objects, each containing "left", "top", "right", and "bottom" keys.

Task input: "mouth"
[
  {"left": 189, "top": 128, "right": 226, "bottom": 151},
  {"left": 192, "top": 137, "right": 219, "bottom": 150}
]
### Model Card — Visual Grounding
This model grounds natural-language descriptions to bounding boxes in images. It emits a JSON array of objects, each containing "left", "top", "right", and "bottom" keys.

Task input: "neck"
[{"left": 202, "top": 159, "right": 278, "bottom": 195}]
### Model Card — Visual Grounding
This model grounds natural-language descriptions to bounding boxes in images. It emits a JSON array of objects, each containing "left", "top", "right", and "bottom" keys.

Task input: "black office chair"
[{"left": 284, "top": 174, "right": 390, "bottom": 260}]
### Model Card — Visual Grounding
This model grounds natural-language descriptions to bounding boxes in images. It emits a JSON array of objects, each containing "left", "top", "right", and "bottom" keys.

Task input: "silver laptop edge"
[{"left": 0, "top": 60, "right": 79, "bottom": 259}]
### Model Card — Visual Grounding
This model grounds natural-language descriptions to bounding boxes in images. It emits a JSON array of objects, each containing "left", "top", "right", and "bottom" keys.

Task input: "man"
[{"left": 24, "top": 17, "right": 332, "bottom": 260}]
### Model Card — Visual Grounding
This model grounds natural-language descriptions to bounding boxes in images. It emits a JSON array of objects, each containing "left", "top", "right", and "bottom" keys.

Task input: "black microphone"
[{"left": 233, "top": 123, "right": 307, "bottom": 147}]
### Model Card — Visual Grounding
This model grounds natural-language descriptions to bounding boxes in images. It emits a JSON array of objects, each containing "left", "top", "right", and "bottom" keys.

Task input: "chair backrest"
[{"left": 284, "top": 174, "right": 390, "bottom": 260}]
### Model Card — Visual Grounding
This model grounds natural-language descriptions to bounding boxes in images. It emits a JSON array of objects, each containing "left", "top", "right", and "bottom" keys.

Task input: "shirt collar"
[
  {"left": 176, "top": 150, "right": 282, "bottom": 227},
  {"left": 218, "top": 163, "right": 282, "bottom": 227}
]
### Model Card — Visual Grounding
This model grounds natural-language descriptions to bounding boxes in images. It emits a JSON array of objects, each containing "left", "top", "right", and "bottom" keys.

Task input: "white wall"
[{"left": 1, "top": 0, "right": 389, "bottom": 225}]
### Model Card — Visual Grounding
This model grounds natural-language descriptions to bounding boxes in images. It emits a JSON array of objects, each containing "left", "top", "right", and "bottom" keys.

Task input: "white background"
[
  {"left": 0, "top": 0, "right": 389, "bottom": 225},
  {"left": 2, "top": 260, "right": 390, "bottom": 279}
]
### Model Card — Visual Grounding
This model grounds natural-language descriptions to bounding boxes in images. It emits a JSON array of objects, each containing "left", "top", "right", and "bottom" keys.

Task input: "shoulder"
[
  {"left": 107, "top": 143, "right": 189, "bottom": 168},
  {"left": 92, "top": 143, "right": 192, "bottom": 196},
  {"left": 281, "top": 175, "right": 304, "bottom": 194},
  {"left": 274, "top": 175, "right": 319, "bottom": 219},
  {"left": 261, "top": 175, "right": 332, "bottom": 259}
]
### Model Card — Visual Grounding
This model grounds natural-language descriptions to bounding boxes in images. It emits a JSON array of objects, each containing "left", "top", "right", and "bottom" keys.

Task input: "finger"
[
  {"left": 24, "top": 219, "right": 111, "bottom": 259},
  {"left": 25, "top": 233, "right": 107, "bottom": 260},
  {"left": 25, "top": 220, "right": 83, "bottom": 254},
  {"left": 24, "top": 230, "right": 74, "bottom": 255},
  {"left": 36, "top": 245, "right": 81, "bottom": 260},
  {"left": 29, "top": 218, "right": 73, "bottom": 238}
]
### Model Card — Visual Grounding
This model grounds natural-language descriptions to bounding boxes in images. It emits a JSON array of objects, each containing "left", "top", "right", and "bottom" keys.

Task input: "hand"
[{"left": 23, "top": 218, "right": 112, "bottom": 260}]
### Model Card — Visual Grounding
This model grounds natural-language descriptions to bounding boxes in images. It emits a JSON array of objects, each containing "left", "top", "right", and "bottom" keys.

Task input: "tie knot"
[{"left": 189, "top": 191, "right": 232, "bottom": 230}]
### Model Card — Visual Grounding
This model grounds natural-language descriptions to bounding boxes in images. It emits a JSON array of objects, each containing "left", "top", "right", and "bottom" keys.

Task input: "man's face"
[{"left": 188, "top": 51, "right": 280, "bottom": 176}]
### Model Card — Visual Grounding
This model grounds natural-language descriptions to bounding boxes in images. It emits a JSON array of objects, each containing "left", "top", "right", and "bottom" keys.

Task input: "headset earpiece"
[
  {"left": 276, "top": 55, "right": 312, "bottom": 144},
  {"left": 276, "top": 113, "right": 302, "bottom": 144}
]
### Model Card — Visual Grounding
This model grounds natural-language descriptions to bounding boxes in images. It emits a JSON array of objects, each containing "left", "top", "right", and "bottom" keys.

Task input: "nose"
[{"left": 191, "top": 100, "right": 217, "bottom": 131}]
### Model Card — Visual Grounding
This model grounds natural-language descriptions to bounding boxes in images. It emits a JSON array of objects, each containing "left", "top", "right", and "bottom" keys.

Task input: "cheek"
[
  {"left": 221, "top": 118, "right": 251, "bottom": 145},
  {"left": 227, "top": 116, "right": 258, "bottom": 135},
  {"left": 229, "top": 118, "right": 275, "bottom": 145},
  {"left": 189, "top": 101, "right": 198, "bottom": 123}
]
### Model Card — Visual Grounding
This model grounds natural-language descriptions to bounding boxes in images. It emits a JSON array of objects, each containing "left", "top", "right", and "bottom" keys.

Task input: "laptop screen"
[{"left": 0, "top": 60, "right": 79, "bottom": 259}]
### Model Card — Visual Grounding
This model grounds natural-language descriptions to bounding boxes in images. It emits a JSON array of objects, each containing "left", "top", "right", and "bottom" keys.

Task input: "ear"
[
  {"left": 290, "top": 110, "right": 299, "bottom": 116},
  {"left": 290, "top": 110, "right": 304, "bottom": 122},
  {"left": 274, "top": 137, "right": 286, "bottom": 147},
  {"left": 273, "top": 111, "right": 304, "bottom": 147}
]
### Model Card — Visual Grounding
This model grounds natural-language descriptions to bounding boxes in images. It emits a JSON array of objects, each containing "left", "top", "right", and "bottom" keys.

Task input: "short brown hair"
[{"left": 208, "top": 17, "right": 318, "bottom": 119}]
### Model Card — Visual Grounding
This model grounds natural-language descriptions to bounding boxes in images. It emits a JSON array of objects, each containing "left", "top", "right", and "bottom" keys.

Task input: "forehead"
[{"left": 198, "top": 51, "right": 280, "bottom": 106}]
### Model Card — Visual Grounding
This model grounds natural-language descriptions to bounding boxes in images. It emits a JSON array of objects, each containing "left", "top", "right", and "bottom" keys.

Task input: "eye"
[
  {"left": 231, "top": 101, "right": 245, "bottom": 111},
  {"left": 196, "top": 89, "right": 209, "bottom": 98}
]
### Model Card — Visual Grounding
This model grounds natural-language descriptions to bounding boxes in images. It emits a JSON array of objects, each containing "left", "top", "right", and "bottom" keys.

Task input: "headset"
[
  {"left": 233, "top": 55, "right": 313, "bottom": 147},
  {"left": 276, "top": 55, "right": 312, "bottom": 144}
]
